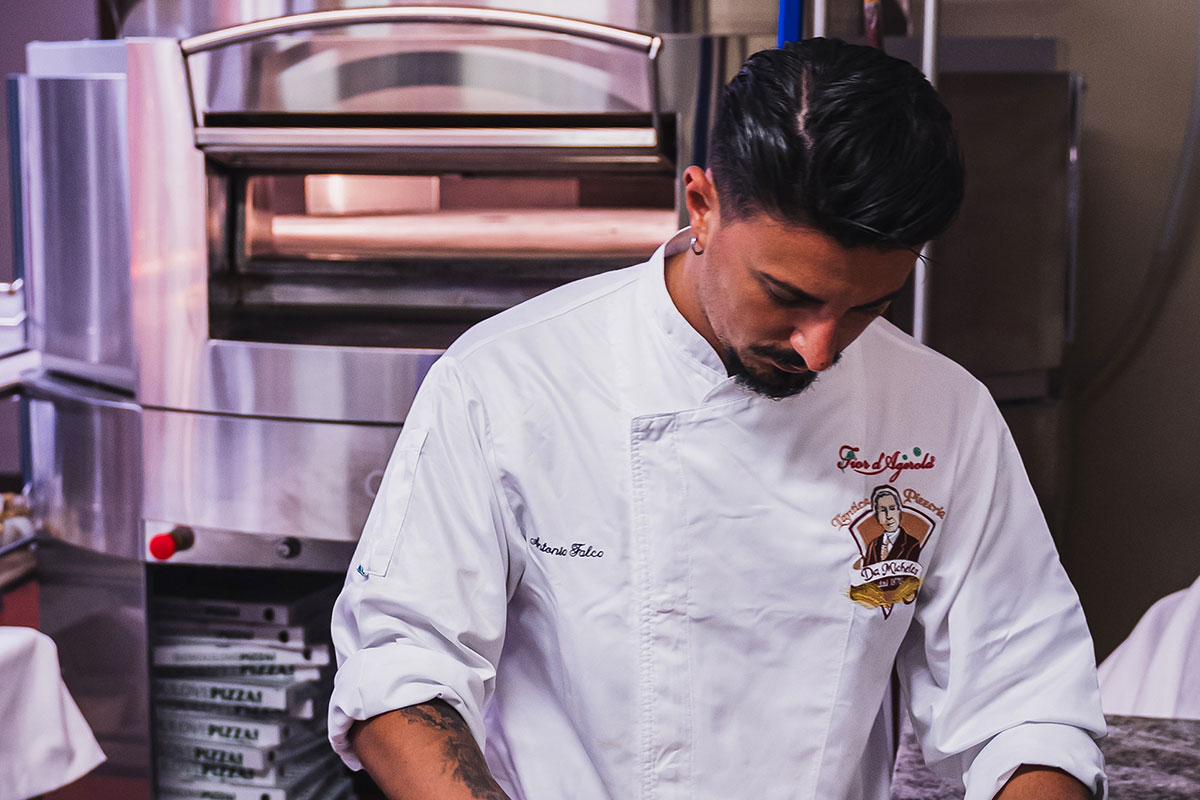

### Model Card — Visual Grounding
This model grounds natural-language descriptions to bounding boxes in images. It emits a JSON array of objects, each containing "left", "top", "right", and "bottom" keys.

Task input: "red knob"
[{"left": 149, "top": 527, "right": 195, "bottom": 561}]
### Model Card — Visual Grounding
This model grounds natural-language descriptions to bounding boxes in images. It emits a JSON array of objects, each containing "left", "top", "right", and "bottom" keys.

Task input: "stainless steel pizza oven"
[
  {"left": 20, "top": 8, "right": 698, "bottom": 423},
  {"left": 195, "top": 9, "right": 685, "bottom": 371}
]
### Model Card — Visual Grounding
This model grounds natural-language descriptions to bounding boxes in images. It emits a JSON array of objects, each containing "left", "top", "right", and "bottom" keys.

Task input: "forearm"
[
  {"left": 994, "top": 765, "right": 1091, "bottom": 800},
  {"left": 349, "top": 700, "right": 511, "bottom": 800}
]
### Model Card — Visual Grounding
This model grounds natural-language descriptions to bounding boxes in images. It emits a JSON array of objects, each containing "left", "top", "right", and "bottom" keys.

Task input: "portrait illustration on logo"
[{"left": 847, "top": 485, "right": 936, "bottom": 618}]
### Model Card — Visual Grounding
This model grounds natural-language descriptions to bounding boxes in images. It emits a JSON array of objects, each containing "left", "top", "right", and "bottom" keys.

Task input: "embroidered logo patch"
[
  {"left": 529, "top": 537, "right": 604, "bottom": 558},
  {"left": 837, "top": 444, "right": 936, "bottom": 483},
  {"left": 836, "top": 485, "right": 938, "bottom": 618}
]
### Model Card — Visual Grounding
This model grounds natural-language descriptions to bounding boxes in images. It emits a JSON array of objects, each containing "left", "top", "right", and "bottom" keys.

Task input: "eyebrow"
[{"left": 757, "top": 272, "right": 905, "bottom": 310}]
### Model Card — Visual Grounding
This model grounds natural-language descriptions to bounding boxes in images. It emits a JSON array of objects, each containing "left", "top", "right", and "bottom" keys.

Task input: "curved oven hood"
[{"left": 109, "top": 0, "right": 757, "bottom": 39}]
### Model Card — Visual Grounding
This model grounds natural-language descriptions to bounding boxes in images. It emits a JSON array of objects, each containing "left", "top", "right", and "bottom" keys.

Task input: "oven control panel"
[{"left": 143, "top": 520, "right": 355, "bottom": 572}]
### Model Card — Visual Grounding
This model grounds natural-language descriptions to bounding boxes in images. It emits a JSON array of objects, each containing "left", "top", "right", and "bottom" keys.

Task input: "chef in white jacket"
[{"left": 330, "top": 38, "right": 1107, "bottom": 800}]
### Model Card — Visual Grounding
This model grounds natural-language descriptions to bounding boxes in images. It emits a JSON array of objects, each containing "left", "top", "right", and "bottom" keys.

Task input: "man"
[
  {"left": 863, "top": 486, "right": 922, "bottom": 565},
  {"left": 330, "top": 39, "right": 1107, "bottom": 800}
]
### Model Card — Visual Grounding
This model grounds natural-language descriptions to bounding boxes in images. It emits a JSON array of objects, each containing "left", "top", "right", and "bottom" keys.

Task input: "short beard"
[{"left": 726, "top": 347, "right": 841, "bottom": 400}]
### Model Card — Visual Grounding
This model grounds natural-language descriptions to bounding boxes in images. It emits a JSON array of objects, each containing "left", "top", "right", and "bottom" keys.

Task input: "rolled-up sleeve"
[
  {"left": 897, "top": 388, "right": 1107, "bottom": 799},
  {"left": 328, "top": 356, "right": 522, "bottom": 770}
]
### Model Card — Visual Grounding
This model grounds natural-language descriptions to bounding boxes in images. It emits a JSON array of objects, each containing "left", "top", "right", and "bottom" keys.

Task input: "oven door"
[{"left": 138, "top": 8, "right": 677, "bottom": 423}]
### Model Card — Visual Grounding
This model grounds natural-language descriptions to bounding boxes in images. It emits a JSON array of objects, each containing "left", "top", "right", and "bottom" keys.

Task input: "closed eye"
[
  {"left": 853, "top": 300, "right": 892, "bottom": 316},
  {"left": 766, "top": 286, "right": 822, "bottom": 308},
  {"left": 757, "top": 271, "right": 903, "bottom": 314},
  {"left": 759, "top": 275, "right": 824, "bottom": 308}
]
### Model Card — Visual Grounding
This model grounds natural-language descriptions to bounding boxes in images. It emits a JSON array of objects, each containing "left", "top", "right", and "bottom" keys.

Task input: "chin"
[{"left": 733, "top": 361, "right": 819, "bottom": 400}]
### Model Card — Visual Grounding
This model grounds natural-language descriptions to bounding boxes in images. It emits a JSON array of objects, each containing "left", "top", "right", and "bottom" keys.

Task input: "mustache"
[
  {"left": 748, "top": 345, "right": 809, "bottom": 370},
  {"left": 747, "top": 346, "right": 843, "bottom": 371}
]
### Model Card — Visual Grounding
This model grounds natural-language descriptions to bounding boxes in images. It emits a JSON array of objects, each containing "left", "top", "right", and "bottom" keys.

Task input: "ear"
[{"left": 682, "top": 166, "right": 720, "bottom": 250}]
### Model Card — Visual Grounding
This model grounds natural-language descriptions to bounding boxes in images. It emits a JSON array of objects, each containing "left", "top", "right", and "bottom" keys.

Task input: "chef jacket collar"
[{"left": 639, "top": 228, "right": 730, "bottom": 385}]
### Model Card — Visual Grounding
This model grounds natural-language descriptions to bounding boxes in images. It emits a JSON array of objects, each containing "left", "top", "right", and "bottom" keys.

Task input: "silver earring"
[{"left": 690, "top": 237, "right": 705, "bottom": 255}]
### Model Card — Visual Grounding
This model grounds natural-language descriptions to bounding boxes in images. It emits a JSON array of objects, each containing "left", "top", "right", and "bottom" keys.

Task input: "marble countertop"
[{"left": 892, "top": 715, "right": 1200, "bottom": 799}]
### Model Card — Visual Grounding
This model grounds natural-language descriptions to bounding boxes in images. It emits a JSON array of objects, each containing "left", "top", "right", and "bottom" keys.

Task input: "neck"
[{"left": 665, "top": 248, "right": 723, "bottom": 360}]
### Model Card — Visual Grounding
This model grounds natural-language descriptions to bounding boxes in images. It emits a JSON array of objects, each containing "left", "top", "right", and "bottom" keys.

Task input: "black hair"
[{"left": 708, "top": 38, "right": 964, "bottom": 250}]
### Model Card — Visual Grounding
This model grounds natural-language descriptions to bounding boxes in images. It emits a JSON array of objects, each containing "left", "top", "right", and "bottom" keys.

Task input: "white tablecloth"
[{"left": 0, "top": 626, "right": 106, "bottom": 800}]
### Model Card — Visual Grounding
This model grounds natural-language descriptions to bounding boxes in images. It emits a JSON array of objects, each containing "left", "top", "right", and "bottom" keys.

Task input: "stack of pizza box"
[{"left": 151, "top": 583, "right": 354, "bottom": 800}]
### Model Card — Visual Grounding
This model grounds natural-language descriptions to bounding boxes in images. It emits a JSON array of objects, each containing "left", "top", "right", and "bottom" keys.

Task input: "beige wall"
[{"left": 937, "top": 1, "right": 1200, "bottom": 657}]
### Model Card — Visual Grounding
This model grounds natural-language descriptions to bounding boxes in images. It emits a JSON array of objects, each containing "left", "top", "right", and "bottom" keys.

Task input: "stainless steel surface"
[
  {"left": 911, "top": 247, "right": 930, "bottom": 344},
  {"left": 114, "top": 0, "right": 771, "bottom": 38},
  {"left": 921, "top": 0, "right": 939, "bottom": 88},
  {"left": 24, "top": 39, "right": 128, "bottom": 75},
  {"left": 197, "top": 125, "right": 671, "bottom": 172},
  {"left": 121, "top": 39, "right": 209, "bottom": 415},
  {"left": 36, "top": 537, "right": 151, "bottom": 784},
  {"left": 182, "top": 11, "right": 666, "bottom": 167},
  {"left": 17, "top": 26, "right": 755, "bottom": 422},
  {"left": 24, "top": 374, "right": 400, "bottom": 555},
  {"left": 197, "top": 342, "right": 438, "bottom": 423},
  {"left": 144, "top": 520, "right": 356, "bottom": 570},
  {"left": 911, "top": 1, "right": 940, "bottom": 345},
  {"left": 113, "top": 0, "right": 296, "bottom": 38},
  {"left": 24, "top": 379, "right": 144, "bottom": 560},
  {"left": 190, "top": 32, "right": 658, "bottom": 117},
  {"left": 142, "top": 406, "right": 401, "bottom": 543},
  {"left": 813, "top": 0, "right": 828, "bottom": 37},
  {"left": 120, "top": 38, "right": 438, "bottom": 421},
  {"left": 180, "top": 7, "right": 662, "bottom": 56},
  {"left": 12, "top": 73, "right": 135, "bottom": 390},
  {"left": 199, "top": 126, "right": 660, "bottom": 148}
]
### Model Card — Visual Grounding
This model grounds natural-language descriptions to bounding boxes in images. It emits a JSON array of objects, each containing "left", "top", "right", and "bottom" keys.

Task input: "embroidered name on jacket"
[
  {"left": 529, "top": 537, "right": 604, "bottom": 558},
  {"left": 836, "top": 484, "right": 940, "bottom": 618},
  {"left": 837, "top": 444, "right": 936, "bottom": 483}
]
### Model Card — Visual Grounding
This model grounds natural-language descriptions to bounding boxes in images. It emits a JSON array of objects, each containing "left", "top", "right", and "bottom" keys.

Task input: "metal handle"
[
  {"left": 812, "top": 0, "right": 828, "bottom": 37},
  {"left": 181, "top": 6, "right": 662, "bottom": 58},
  {"left": 911, "top": 0, "right": 939, "bottom": 345},
  {"left": 182, "top": 7, "right": 665, "bottom": 160},
  {"left": 197, "top": 126, "right": 660, "bottom": 149}
]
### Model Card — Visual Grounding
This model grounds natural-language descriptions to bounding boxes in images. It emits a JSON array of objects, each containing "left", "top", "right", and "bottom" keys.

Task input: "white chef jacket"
[
  {"left": 330, "top": 230, "right": 1107, "bottom": 800},
  {"left": 1098, "top": 574, "right": 1200, "bottom": 719}
]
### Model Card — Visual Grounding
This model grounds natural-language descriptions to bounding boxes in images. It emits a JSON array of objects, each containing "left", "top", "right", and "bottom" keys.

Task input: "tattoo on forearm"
[{"left": 401, "top": 701, "right": 510, "bottom": 800}]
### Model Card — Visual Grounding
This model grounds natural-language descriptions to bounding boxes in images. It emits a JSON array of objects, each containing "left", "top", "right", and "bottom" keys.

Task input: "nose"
[{"left": 789, "top": 316, "right": 839, "bottom": 372}]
